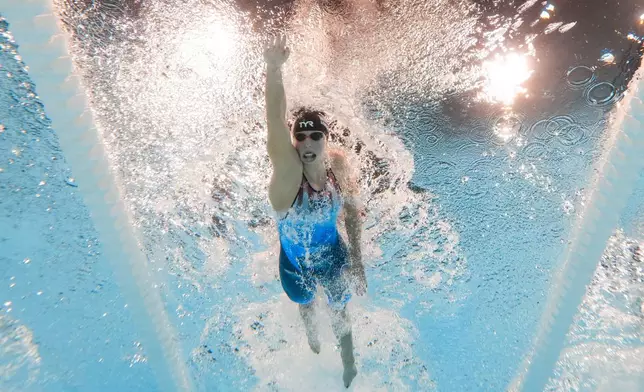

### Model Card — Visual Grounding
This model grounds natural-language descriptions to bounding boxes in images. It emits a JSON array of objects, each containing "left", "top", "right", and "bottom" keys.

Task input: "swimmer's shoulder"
[
  {"left": 328, "top": 149, "right": 359, "bottom": 197},
  {"left": 328, "top": 148, "right": 349, "bottom": 174}
]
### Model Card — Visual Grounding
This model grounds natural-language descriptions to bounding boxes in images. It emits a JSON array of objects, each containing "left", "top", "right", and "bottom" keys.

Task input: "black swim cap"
[{"left": 291, "top": 111, "right": 329, "bottom": 134}]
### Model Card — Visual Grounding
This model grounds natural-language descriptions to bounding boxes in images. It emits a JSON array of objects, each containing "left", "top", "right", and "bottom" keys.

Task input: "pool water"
[{"left": 1, "top": 0, "right": 643, "bottom": 391}]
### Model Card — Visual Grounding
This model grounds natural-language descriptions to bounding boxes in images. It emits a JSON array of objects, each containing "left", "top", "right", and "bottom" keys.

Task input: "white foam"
[{"left": 229, "top": 294, "right": 433, "bottom": 391}]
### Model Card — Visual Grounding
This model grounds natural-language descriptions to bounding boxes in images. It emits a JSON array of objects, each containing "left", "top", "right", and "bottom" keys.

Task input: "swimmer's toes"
[
  {"left": 343, "top": 365, "right": 357, "bottom": 388},
  {"left": 308, "top": 337, "right": 321, "bottom": 354}
]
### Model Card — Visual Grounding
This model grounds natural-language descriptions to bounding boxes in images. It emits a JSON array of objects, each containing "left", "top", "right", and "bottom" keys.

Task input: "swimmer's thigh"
[
  {"left": 279, "top": 248, "right": 316, "bottom": 304},
  {"left": 318, "top": 241, "right": 352, "bottom": 310}
]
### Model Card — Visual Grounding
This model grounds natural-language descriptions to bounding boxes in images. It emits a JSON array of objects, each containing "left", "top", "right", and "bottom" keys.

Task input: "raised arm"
[{"left": 264, "top": 35, "right": 303, "bottom": 211}]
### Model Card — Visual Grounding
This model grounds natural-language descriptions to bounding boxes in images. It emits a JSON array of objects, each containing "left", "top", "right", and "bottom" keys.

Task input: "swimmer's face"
[{"left": 293, "top": 131, "right": 327, "bottom": 164}]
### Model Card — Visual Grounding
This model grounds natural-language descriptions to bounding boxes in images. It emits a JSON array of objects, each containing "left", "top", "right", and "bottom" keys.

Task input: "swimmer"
[{"left": 263, "top": 35, "right": 368, "bottom": 388}]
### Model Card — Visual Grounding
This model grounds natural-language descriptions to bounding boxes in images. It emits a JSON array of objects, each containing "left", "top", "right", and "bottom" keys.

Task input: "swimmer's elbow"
[
  {"left": 344, "top": 193, "right": 363, "bottom": 212},
  {"left": 344, "top": 201, "right": 364, "bottom": 224}
]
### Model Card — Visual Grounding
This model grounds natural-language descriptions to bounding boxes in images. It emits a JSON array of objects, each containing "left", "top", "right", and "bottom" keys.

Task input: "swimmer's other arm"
[{"left": 332, "top": 152, "right": 368, "bottom": 295}]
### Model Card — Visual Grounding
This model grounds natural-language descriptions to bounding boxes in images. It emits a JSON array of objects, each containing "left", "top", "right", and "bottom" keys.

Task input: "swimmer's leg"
[
  {"left": 299, "top": 302, "right": 321, "bottom": 354},
  {"left": 319, "top": 240, "right": 357, "bottom": 387},
  {"left": 331, "top": 307, "right": 357, "bottom": 388},
  {"left": 278, "top": 248, "right": 320, "bottom": 353}
]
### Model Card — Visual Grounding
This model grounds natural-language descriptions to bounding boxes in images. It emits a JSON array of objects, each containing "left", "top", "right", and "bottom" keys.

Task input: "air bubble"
[
  {"left": 522, "top": 142, "right": 548, "bottom": 160},
  {"left": 585, "top": 82, "right": 616, "bottom": 106},
  {"left": 566, "top": 66, "right": 594, "bottom": 87}
]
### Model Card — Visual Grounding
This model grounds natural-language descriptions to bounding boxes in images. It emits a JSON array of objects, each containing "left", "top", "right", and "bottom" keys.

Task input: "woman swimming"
[{"left": 263, "top": 35, "right": 368, "bottom": 388}]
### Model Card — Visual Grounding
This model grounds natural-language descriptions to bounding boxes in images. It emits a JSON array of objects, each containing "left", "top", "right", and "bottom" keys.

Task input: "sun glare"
[
  {"left": 482, "top": 52, "right": 533, "bottom": 106},
  {"left": 600, "top": 52, "right": 615, "bottom": 64},
  {"left": 177, "top": 21, "right": 238, "bottom": 77}
]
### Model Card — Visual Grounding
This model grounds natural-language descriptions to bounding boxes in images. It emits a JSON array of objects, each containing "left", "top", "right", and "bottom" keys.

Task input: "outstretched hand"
[{"left": 264, "top": 34, "right": 290, "bottom": 69}]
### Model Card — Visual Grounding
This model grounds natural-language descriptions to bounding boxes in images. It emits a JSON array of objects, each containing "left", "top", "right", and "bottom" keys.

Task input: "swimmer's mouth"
[{"left": 302, "top": 152, "right": 316, "bottom": 160}]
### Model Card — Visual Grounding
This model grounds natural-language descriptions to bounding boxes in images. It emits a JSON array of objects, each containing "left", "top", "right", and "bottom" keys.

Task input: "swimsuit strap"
[
  {"left": 292, "top": 168, "right": 341, "bottom": 205},
  {"left": 326, "top": 167, "right": 342, "bottom": 194}
]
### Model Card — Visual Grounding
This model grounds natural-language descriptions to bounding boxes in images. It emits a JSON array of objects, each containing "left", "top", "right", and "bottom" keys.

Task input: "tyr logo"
[{"left": 299, "top": 121, "right": 315, "bottom": 128}]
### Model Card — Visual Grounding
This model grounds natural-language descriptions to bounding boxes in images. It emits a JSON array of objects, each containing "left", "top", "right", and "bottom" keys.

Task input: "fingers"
[
  {"left": 267, "top": 34, "right": 287, "bottom": 50},
  {"left": 263, "top": 34, "right": 290, "bottom": 66},
  {"left": 263, "top": 35, "right": 276, "bottom": 51},
  {"left": 277, "top": 35, "right": 288, "bottom": 55}
]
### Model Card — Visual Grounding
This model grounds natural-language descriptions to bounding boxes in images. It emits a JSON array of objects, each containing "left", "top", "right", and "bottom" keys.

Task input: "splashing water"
[{"left": 545, "top": 231, "right": 644, "bottom": 391}]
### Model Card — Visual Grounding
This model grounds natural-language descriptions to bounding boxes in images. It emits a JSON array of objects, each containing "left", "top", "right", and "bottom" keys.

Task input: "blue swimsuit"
[{"left": 277, "top": 169, "right": 351, "bottom": 309}]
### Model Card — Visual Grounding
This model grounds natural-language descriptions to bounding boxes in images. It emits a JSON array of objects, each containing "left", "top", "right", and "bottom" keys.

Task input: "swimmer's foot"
[
  {"left": 340, "top": 332, "right": 357, "bottom": 387},
  {"left": 343, "top": 363, "right": 358, "bottom": 388},
  {"left": 307, "top": 334, "right": 321, "bottom": 354}
]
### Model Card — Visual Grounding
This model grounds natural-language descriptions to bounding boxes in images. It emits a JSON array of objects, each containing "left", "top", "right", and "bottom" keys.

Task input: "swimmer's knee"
[
  {"left": 331, "top": 309, "right": 352, "bottom": 339},
  {"left": 332, "top": 307, "right": 349, "bottom": 319}
]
